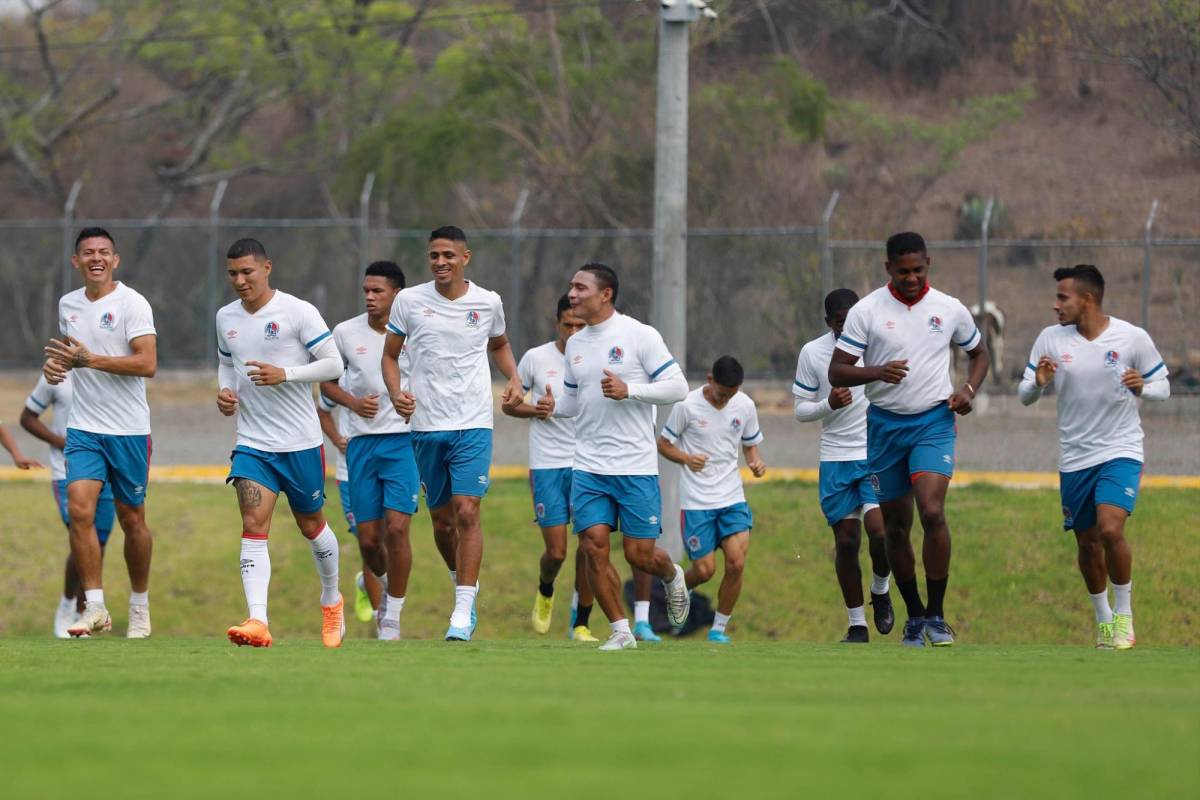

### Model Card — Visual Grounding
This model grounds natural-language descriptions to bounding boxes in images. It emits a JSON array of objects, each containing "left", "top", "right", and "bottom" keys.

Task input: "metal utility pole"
[
  {"left": 1141, "top": 199, "right": 1159, "bottom": 331},
  {"left": 207, "top": 179, "right": 229, "bottom": 363}
]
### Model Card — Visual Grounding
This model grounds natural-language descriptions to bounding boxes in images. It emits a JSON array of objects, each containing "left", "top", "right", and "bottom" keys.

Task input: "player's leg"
[
  {"left": 532, "top": 523, "right": 567, "bottom": 634},
  {"left": 831, "top": 517, "right": 870, "bottom": 642},
  {"left": 51, "top": 480, "right": 80, "bottom": 636},
  {"left": 682, "top": 509, "right": 718, "bottom": 591},
  {"left": 281, "top": 447, "right": 344, "bottom": 647},
  {"left": 377, "top": 509, "right": 414, "bottom": 641},
  {"left": 571, "top": 471, "right": 632, "bottom": 649},
  {"left": 568, "top": 544, "right": 598, "bottom": 641},
  {"left": 709, "top": 529, "right": 749, "bottom": 643},
  {"left": 1061, "top": 463, "right": 1113, "bottom": 648},
  {"left": 617, "top": 475, "right": 690, "bottom": 629},
  {"left": 861, "top": 505, "right": 894, "bottom": 635},
  {"left": 346, "top": 439, "right": 389, "bottom": 610},
  {"left": 441, "top": 429, "right": 492, "bottom": 640},
  {"left": 101, "top": 434, "right": 154, "bottom": 638},
  {"left": 1093, "top": 459, "right": 1141, "bottom": 649},
  {"left": 227, "top": 476, "right": 279, "bottom": 647},
  {"left": 912, "top": 473, "right": 953, "bottom": 645},
  {"left": 62, "top": 429, "right": 113, "bottom": 635},
  {"left": 631, "top": 567, "right": 660, "bottom": 641}
]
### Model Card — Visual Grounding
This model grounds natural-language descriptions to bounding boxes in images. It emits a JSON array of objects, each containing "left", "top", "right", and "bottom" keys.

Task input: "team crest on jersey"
[
  {"left": 928, "top": 315, "right": 943, "bottom": 333},
  {"left": 608, "top": 346, "right": 624, "bottom": 364},
  {"left": 264, "top": 321, "right": 280, "bottom": 340},
  {"left": 466, "top": 310, "right": 480, "bottom": 328},
  {"left": 99, "top": 312, "right": 115, "bottom": 330},
  {"left": 535, "top": 502, "right": 546, "bottom": 519},
  {"left": 730, "top": 418, "right": 742, "bottom": 431},
  {"left": 1104, "top": 350, "right": 1120, "bottom": 366}
]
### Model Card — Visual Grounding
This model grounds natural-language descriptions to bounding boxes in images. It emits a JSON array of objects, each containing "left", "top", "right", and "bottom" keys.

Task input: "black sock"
[
  {"left": 538, "top": 581, "right": 554, "bottom": 598},
  {"left": 926, "top": 576, "right": 948, "bottom": 618},
  {"left": 576, "top": 603, "right": 592, "bottom": 627},
  {"left": 896, "top": 576, "right": 926, "bottom": 618}
]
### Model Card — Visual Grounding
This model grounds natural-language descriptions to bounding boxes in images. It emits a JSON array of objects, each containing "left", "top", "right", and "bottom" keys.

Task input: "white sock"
[
  {"left": 372, "top": 570, "right": 389, "bottom": 595},
  {"left": 610, "top": 617, "right": 631, "bottom": 635},
  {"left": 634, "top": 600, "right": 650, "bottom": 624},
  {"left": 84, "top": 589, "right": 105, "bottom": 606},
  {"left": 129, "top": 591, "right": 149, "bottom": 607},
  {"left": 59, "top": 595, "right": 75, "bottom": 611},
  {"left": 1088, "top": 589, "right": 1114, "bottom": 623},
  {"left": 571, "top": 589, "right": 579, "bottom": 612},
  {"left": 240, "top": 535, "right": 271, "bottom": 624},
  {"left": 712, "top": 612, "right": 731, "bottom": 633},
  {"left": 308, "top": 525, "right": 341, "bottom": 606},
  {"left": 847, "top": 605, "right": 867, "bottom": 627},
  {"left": 1112, "top": 581, "right": 1132, "bottom": 616},
  {"left": 450, "top": 585, "right": 478, "bottom": 629},
  {"left": 870, "top": 572, "right": 891, "bottom": 595},
  {"left": 384, "top": 594, "right": 405, "bottom": 623}
]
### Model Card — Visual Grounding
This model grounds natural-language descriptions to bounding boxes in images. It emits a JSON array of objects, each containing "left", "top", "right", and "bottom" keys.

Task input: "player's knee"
[
  {"left": 384, "top": 518, "right": 410, "bottom": 542},
  {"left": 451, "top": 501, "right": 480, "bottom": 533},
  {"left": 581, "top": 534, "right": 609, "bottom": 563},
  {"left": 545, "top": 543, "right": 567, "bottom": 564},
  {"left": 833, "top": 534, "right": 859, "bottom": 559},
  {"left": 116, "top": 505, "right": 146, "bottom": 535},
  {"left": 916, "top": 501, "right": 945, "bottom": 530},
  {"left": 724, "top": 554, "right": 746, "bottom": 577},
  {"left": 1097, "top": 519, "right": 1126, "bottom": 546},
  {"left": 693, "top": 559, "right": 716, "bottom": 582}
]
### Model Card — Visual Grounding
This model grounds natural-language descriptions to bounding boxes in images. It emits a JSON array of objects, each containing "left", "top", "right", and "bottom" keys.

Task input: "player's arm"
[
  {"left": 621, "top": 332, "right": 688, "bottom": 404},
  {"left": 19, "top": 407, "right": 64, "bottom": 450},
  {"left": 740, "top": 408, "right": 766, "bottom": 477},
  {"left": 947, "top": 340, "right": 989, "bottom": 415},
  {"left": 1122, "top": 331, "right": 1170, "bottom": 401},
  {"left": 45, "top": 333, "right": 157, "bottom": 378},
  {"left": 316, "top": 404, "right": 348, "bottom": 455},
  {"left": 742, "top": 444, "right": 767, "bottom": 478},
  {"left": 320, "top": 379, "right": 378, "bottom": 419},
  {"left": 489, "top": 333, "right": 525, "bottom": 410},
  {"left": 828, "top": 348, "right": 907, "bottom": 388},
  {"left": 502, "top": 350, "right": 539, "bottom": 419},
  {"left": 0, "top": 423, "right": 41, "bottom": 469},
  {"left": 657, "top": 435, "right": 708, "bottom": 472},
  {"left": 381, "top": 331, "right": 415, "bottom": 420},
  {"left": 248, "top": 336, "right": 343, "bottom": 387},
  {"left": 794, "top": 351, "right": 842, "bottom": 421}
]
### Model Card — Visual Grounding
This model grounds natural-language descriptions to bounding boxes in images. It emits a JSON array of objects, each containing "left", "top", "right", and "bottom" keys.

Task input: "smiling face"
[
  {"left": 227, "top": 254, "right": 272, "bottom": 307},
  {"left": 72, "top": 236, "right": 120, "bottom": 290},
  {"left": 428, "top": 238, "right": 470, "bottom": 288},
  {"left": 885, "top": 251, "right": 930, "bottom": 301}
]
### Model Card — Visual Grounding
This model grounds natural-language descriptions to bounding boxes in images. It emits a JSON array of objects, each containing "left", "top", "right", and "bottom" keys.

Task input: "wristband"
[{"left": 964, "top": 382, "right": 976, "bottom": 397}]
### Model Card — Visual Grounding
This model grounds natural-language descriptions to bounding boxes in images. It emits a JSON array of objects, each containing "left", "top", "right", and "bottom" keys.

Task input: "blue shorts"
[
  {"left": 867, "top": 404, "right": 956, "bottom": 503},
  {"left": 1060, "top": 458, "right": 1142, "bottom": 532},
  {"left": 336, "top": 480, "right": 357, "bottom": 535},
  {"left": 53, "top": 479, "right": 116, "bottom": 545},
  {"left": 64, "top": 429, "right": 151, "bottom": 507},
  {"left": 347, "top": 433, "right": 420, "bottom": 522},
  {"left": 412, "top": 429, "right": 493, "bottom": 509},
  {"left": 819, "top": 459, "right": 879, "bottom": 526},
  {"left": 227, "top": 445, "right": 326, "bottom": 515},
  {"left": 530, "top": 468, "right": 573, "bottom": 528},
  {"left": 571, "top": 470, "right": 662, "bottom": 539},
  {"left": 681, "top": 502, "right": 752, "bottom": 559}
]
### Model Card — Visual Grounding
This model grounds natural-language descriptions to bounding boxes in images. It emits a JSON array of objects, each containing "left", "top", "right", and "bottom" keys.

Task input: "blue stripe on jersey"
[
  {"left": 386, "top": 323, "right": 406, "bottom": 337},
  {"left": 27, "top": 395, "right": 48, "bottom": 410},
  {"left": 954, "top": 328, "right": 980, "bottom": 348},
  {"left": 305, "top": 331, "right": 332, "bottom": 350},
  {"left": 564, "top": 380, "right": 577, "bottom": 389},
  {"left": 1142, "top": 361, "right": 1165, "bottom": 379},
  {"left": 663, "top": 425, "right": 680, "bottom": 438},
  {"left": 522, "top": 384, "right": 531, "bottom": 392},
  {"left": 649, "top": 358, "right": 677, "bottom": 379},
  {"left": 1026, "top": 362, "right": 1036, "bottom": 372},
  {"left": 741, "top": 430, "right": 760, "bottom": 441},
  {"left": 794, "top": 378, "right": 818, "bottom": 392},
  {"left": 319, "top": 393, "right": 336, "bottom": 411},
  {"left": 217, "top": 346, "right": 232, "bottom": 358},
  {"left": 838, "top": 333, "right": 867, "bottom": 350}
]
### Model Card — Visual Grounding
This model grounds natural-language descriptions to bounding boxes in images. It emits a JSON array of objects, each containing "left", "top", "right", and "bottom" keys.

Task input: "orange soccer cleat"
[
  {"left": 321, "top": 595, "right": 345, "bottom": 648},
  {"left": 227, "top": 618, "right": 273, "bottom": 648}
]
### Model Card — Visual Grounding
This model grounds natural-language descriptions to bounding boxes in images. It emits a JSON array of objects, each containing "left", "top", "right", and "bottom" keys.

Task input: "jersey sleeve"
[
  {"left": 835, "top": 304, "right": 869, "bottom": 358},
  {"left": 792, "top": 346, "right": 821, "bottom": 400},
  {"left": 1021, "top": 328, "right": 1053, "bottom": 383},
  {"left": 299, "top": 302, "right": 333, "bottom": 355},
  {"left": 125, "top": 292, "right": 157, "bottom": 341},
  {"left": 516, "top": 350, "right": 534, "bottom": 392},
  {"left": 386, "top": 291, "right": 409, "bottom": 337},
  {"left": 1133, "top": 328, "right": 1168, "bottom": 381},
  {"left": 216, "top": 324, "right": 234, "bottom": 366},
  {"left": 951, "top": 300, "right": 981, "bottom": 351},
  {"left": 489, "top": 293, "right": 507, "bottom": 337},
  {"left": 25, "top": 376, "right": 54, "bottom": 414},
  {"left": 638, "top": 325, "right": 679, "bottom": 381},
  {"left": 331, "top": 325, "right": 350, "bottom": 367},
  {"left": 741, "top": 400, "right": 764, "bottom": 447},
  {"left": 661, "top": 402, "right": 688, "bottom": 443}
]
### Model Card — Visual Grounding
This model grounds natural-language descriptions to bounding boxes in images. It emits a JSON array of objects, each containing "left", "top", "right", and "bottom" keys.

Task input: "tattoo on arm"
[
  {"left": 71, "top": 349, "right": 91, "bottom": 368},
  {"left": 235, "top": 479, "right": 263, "bottom": 509}
]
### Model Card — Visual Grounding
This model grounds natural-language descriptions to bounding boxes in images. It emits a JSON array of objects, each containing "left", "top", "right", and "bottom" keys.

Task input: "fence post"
[
  {"left": 819, "top": 189, "right": 840, "bottom": 300},
  {"left": 1142, "top": 199, "right": 1159, "bottom": 332},
  {"left": 60, "top": 180, "right": 83, "bottom": 302},
  {"left": 359, "top": 172, "right": 376, "bottom": 275},
  {"left": 207, "top": 179, "right": 229, "bottom": 363},
  {"left": 508, "top": 187, "right": 530, "bottom": 356}
]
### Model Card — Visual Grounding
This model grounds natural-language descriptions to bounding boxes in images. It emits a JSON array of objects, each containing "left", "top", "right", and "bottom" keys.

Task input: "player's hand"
[
  {"left": 601, "top": 369, "right": 629, "bottom": 400},
  {"left": 11, "top": 453, "right": 42, "bottom": 470},
  {"left": 334, "top": 434, "right": 348, "bottom": 455},
  {"left": 500, "top": 376, "right": 524, "bottom": 408},
  {"left": 45, "top": 336, "right": 92, "bottom": 369},
  {"left": 392, "top": 390, "right": 416, "bottom": 421},
  {"left": 947, "top": 388, "right": 974, "bottom": 416},
  {"left": 246, "top": 361, "right": 286, "bottom": 386},
  {"left": 747, "top": 457, "right": 767, "bottom": 478},
  {"left": 828, "top": 387, "right": 853, "bottom": 410},
  {"left": 1035, "top": 356, "right": 1057, "bottom": 387},
  {"left": 1121, "top": 367, "right": 1144, "bottom": 396},
  {"left": 684, "top": 452, "right": 708, "bottom": 472},
  {"left": 43, "top": 357, "right": 69, "bottom": 385},
  {"left": 534, "top": 385, "right": 555, "bottom": 419},
  {"left": 216, "top": 388, "right": 239, "bottom": 416},
  {"left": 354, "top": 394, "right": 380, "bottom": 419},
  {"left": 876, "top": 360, "right": 909, "bottom": 384}
]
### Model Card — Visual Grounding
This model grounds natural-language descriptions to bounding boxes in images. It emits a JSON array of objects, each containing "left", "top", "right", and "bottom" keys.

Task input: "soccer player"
[
  {"left": 382, "top": 226, "right": 524, "bottom": 641},
  {"left": 657, "top": 355, "right": 767, "bottom": 644},
  {"left": 538, "top": 263, "right": 692, "bottom": 651},
  {"left": 502, "top": 293, "right": 598, "bottom": 642},
  {"left": 216, "top": 238, "right": 346, "bottom": 648},
  {"left": 20, "top": 374, "right": 118, "bottom": 637},
  {"left": 829, "top": 232, "right": 988, "bottom": 647},
  {"left": 323, "top": 260, "right": 420, "bottom": 641},
  {"left": 1018, "top": 265, "right": 1169, "bottom": 650},
  {"left": 43, "top": 227, "right": 157, "bottom": 639},
  {"left": 794, "top": 289, "right": 895, "bottom": 643}
]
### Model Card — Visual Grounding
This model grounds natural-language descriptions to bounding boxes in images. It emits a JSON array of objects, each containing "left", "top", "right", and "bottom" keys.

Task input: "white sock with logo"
[
  {"left": 240, "top": 535, "right": 271, "bottom": 624},
  {"left": 712, "top": 612, "right": 731, "bottom": 633},
  {"left": 610, "top": 618, "right": 631, "bottom": 635},
  {"left": 634, "top": 600, "right": 650, "bottom": 625},
  {"left": 450, "top": 585, "right": 477, "bottom": 629},
  {"left": 384, "top": 594, "right": 405, "bottom": 623},
  {"left": 1089, "top": 589, "right": 1114, "bottom": 623},
  {"left": 1111, "top": 582, "right": 1132, "bottom": 616},
  {"left": 308, "top": 525, "right": 341, "bottom": 606}
]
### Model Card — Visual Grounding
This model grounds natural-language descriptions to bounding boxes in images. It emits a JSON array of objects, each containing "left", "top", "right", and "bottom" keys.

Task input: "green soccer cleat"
[
  {"left": 354, "top": 572, "right": 373, "bottom": 623},
  {"left": 1113, "top": 614, "right": 1136, "bottom": 650},
  {"left": 1095, "top": 620, "right": 1115, "bottom": 650}
]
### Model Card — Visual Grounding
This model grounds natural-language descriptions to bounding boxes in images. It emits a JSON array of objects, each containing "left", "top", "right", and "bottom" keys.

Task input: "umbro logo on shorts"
[
  {"left": 648, "top": 515, "right": 658, "bottom": 525},
  {"left": 1124, "top": 487, "right": 1135, "bottom": 498},
  {"left": 311, "top": 490, "right": 321, "bottom": 500},
  {"left": 943, "top": 454, "right": 953, "bottom": 464},
  {"left": 477, "top": 475, "right": 488, "bottom": 485}
]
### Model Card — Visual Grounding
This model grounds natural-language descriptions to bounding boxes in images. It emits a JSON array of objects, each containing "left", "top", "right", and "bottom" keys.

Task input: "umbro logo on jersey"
[
  {"left": 1104, "top": 350, "right": 1120, "bottom": 366},
  {"left": 466, "top": 310, "right": 480, "bottom": 328},
  {"left": 264, "top": 322, "right": 280, "bottom": 340},
  {"left": 608, "top": 346, "right": 624, "bottom": 364},
  {"left": 68, "top": 314, "right": 78, "bottom": 323},
  {"left": 942, "top": 454, "right": 953, "bottom": 465},
  {"left": 547, "top": 369, "right": 558, "bottom": 377},
  {"left": 697, "top": 419, "right": 709, "bottom": 428},
  {"left": 885, "top": 320, "right": 896, "bottom": 330},
  {"left": 100, "top": 312, "right": 116, "bottom": 330},
  {"left": 423, "top": 308, "right": 434, "bottom": 317},
  {"left": 572, "top": 355, "right": 583, "bottom": 364},
  {"left": 227, "top": 330, "right": 239, "bottom": 339},
  {"left": 355, "top": 345, "right": 368, "bottom": 355},
  {"left": 1060, "top": 352, "right": 1073, "bottom": 363},
  {"left": 928, "top": 315, "right": 943, "bottom": 333}
]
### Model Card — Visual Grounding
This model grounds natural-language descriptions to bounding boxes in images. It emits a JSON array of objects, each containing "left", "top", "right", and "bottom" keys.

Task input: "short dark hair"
[
  {"left": 429, "top": 225, "right": 467, "bottom": 244},
  {"left": 75, "top": 227, "right": 116, "bottom": 254},
  {"left": 556, "top": 293, "right": 572, "bottom": 319},
  {"left": 226, "top": 238, "right": 268, "bottom": 260},
  {"left": 580, "top": 262, "right": 619, "bottom": 304},
  {"left": 365, "top": 260, "right": 406, "bottom": 289},
  {"left": 1054, "top": 264, "right": 1105, "bottom": 303},
  {"left": 712, "top": 355, "right": 744, "bottom": 387},
  {"left": 824, "top": 288, "right": 859, "bottom": 317},
  {"left": 886, "top": 231, "right": 927, "bottom": 261}
]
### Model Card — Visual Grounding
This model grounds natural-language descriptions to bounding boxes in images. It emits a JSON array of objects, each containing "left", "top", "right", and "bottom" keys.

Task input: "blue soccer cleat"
[
  {"left": 445, "top": 624, "right": 472, "bottom": 642},
  {"left": 633, "top": 621, "right": 661, "bottom": 642},
  {"left": 901, "top": 616, "right": 927, "bottom": 647},
  {"left": 707, "top": 629, "right": 731, "bottom": 644},
  {"left": 924, "top": 616, "right": 955, "bottom": 647}
]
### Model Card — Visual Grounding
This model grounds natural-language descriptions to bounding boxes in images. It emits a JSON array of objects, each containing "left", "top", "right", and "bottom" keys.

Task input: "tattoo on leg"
[{"left": 235, "top": 479, "right": 263, "bottom": 509}]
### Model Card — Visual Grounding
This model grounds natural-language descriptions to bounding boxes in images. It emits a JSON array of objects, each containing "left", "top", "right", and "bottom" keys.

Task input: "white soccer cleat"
[
  {"left": 598, "top": 630, "right": 637, "bottom": 651},
  {"left": 53, "top": 603, "right": 75, "bottom": 639},
  {"left": 68, "top": 602, "right": 112, "bottom": 637},
  {"left": 378, "top": 617, "right": 401, "bottom": 641},
  {"left": 127, "top": 605, "right": 152, "bottom": 639},
  {"left": 665, "top": 564, "right": 691, "bottom": 627}
]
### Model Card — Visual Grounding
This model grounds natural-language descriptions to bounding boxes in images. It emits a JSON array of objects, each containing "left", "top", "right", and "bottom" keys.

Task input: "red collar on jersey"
[{"left": 888, "top": 280, "right": 930, "bottom": 308}]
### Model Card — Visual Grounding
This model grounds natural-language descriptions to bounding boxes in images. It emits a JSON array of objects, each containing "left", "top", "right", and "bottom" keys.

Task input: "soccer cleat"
[
  {"left": 633, "top": 621, "right": 661, "bottom": 642},
  {"left": 378, "top": 617, "right": 401, "bottom": 641},
  {"left": 664, "top": 564, "right": 691, "bottom": 627},
  {"left": 445, "top": 624, "right": 472, "bottom": 642},
  {"left": 1095, "top": 621, "right": 1115, "bottom": 650},
  {"left": 707, "top": 629, "right": 731, "bottom": 644},
  {"left": 598, "top": 630, "right": 637, "bottom": 651},
  {"left": 924, "top": 615, "right": 955, "bottom": 647},
  {"left": 227, "top": 618, "right": 273, "bottom": 647},
  {"left": 1112, "top": 613, "right": 1136, "bottom": 650},
  {"left": 53, "top": 603, "right": 75, "bottom": 639},
  {"left": 321, "top": 594, "right": 345, "bottom": 648},
  {"left": 870, "top": 592, "right": 895, "bottom": 635},
  {"left": 571, "top": 625, "right": 599, "bottom": 642},
  {"left": 68, "top": 603, "right": 112, "bottom": 637},
  {"left": 840, "top": 625, "right": 870, "bottom": 644},
  {"left": 531, "top": 591, "right": 554, "bottom": 634},
  {"left": 126, "top": 605, "right": 152, "bottom": 639},
  {"left": 901, "top": 616, "right": 927, "bottom": 647},
  {"left": 470, "top": 592, "right": 478, "bottom": 636},
  {"left": 354, "top": 572, "right": 373, "bottom": 623}
]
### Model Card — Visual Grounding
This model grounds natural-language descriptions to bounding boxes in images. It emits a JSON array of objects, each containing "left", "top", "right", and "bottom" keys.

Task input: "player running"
[
  {"left": 829, "top": 232, "right": 988, "bottom": 647},
  {"left": 43, "top": 227, "right": 157, "bottom": 639},
  {"left": 20, "top": 374, "right": 117, "bottom": 638},
  {"left": 502, "top": 293, "right": 598, "bottom": 642},
  {"left": 657, "top": 355, "right": 766, "bottom": 644},
  {"left": 794, "top": 289, "right": 895, "bottom": 643},
  {"left": 383, "top": 226, "right": 524, "bottom": 642},
  {"left": 1018, "top": 265, "right": 1169, "bottom": 650},
  {"left": 216, "top": 238, "right": 346, "bottom": 648},
  {"left": 323, "top": 261, "right": 420, "bottom": 641},
  {"left": 538, "top": 263, "right": 691, "bottom": 651}
]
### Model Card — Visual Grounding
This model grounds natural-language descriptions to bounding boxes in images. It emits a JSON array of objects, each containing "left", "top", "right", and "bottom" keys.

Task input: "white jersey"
[
  {"left": 517, "top": 341, "right": 576, "bottom": 470},
  {"left": 58, "top": 282, "right": 156, "bottom": 435},
  {"left": 562, "top": 312, "right": 685, "bottom": 476},
  {"left": 662, "top": 387, "right": 763, "bottom": 510},
  {"left": 793, "top": 331, "right": 868, "bottom": 461},
  {"left": 835, "top": 285, "right": 981, "bottom": 415},
  {"left": 318, "top": 390, "right": 350, "bottom": 482},
  {"left": 217, "top": 290, "right": 332, "bottom": 452},
  {"left": 332, "top": 313, "right": 411, "bottom": 439},
  {"left": 1022, "top": 318, "right": 1167, "bottom": 471},
  {"left": 387, "top": 280, "right": 505, "bottom": 432},
  {"left": 25, "top": 374, "right": 74, "bottom": 480}
]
